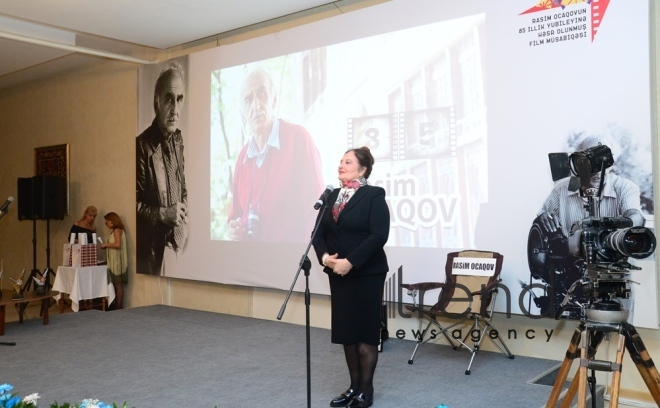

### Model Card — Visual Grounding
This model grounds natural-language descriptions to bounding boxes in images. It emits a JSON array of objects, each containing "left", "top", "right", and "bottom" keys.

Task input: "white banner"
[{"left": 136, "top": 0, "right": 657, "bottom": 327}]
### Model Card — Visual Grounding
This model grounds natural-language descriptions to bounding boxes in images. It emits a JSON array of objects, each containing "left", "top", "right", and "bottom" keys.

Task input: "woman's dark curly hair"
[{"left": 346, "top": 146, "right": 375, "bottom": 179}]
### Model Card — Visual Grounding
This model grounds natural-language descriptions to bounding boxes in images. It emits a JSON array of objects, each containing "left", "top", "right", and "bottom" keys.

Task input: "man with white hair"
[
  {"left": 227, "top": 66, "right": 324, "bottom": 242},
  {"left": 136, "top": 61, "right": 189, "bottom": 275}
]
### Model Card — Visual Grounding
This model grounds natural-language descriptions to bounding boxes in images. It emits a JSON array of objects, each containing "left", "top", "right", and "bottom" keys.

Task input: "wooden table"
[{"left": 0, "top": 290, "right": 59, "bottom": 335}]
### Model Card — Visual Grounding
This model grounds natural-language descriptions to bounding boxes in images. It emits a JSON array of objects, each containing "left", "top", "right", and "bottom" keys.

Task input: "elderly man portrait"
[
  {"left": 136, "top": 61, "right": 189, "bottom": 276},
  {"left": 227, "top": 66, "right": 324, "bottom": 242}
]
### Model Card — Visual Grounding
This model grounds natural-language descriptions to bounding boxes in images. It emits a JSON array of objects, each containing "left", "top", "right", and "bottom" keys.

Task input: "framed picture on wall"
[{"left": 35, "top": 143, "right": 69, "bottom": 215}]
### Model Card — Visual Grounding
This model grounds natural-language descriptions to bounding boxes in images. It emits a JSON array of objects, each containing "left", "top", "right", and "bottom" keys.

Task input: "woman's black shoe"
[
  {"left": 330, "top": 388, "right": 357, "bottom": 407},
  {"left": 346, "top": 392, "right": 373, "bottom": 408}
]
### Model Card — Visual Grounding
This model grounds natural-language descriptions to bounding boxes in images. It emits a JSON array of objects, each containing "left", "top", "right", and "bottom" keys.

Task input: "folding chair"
[{"left": 400, "top": 250, "right": 514, "bottom": 374}]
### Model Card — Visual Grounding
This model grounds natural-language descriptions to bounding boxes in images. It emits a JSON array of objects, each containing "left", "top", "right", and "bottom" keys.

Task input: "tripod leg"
[
  {"left": 559, "top": 376, "right": 580, "bottom": 408},
  {"left": 548, "top": 324, "right": 606, "bottom": 408},
  {"left": 547, "top": 324, "right": 583, "bottom": 407},
  {"left": 622, "top": 323, "right": 660, "bottom": 405},
  {"left": 560, "top": 329, "right": 605, "bottom": 408},
  {"left": 608, "top": 332, "right": 625, "bottom": 408},
  {"left": 582, "top": 330, "right": 606, "bottom": 408},
  {"left": 577, "top": 330, "right": 588, "bottom": 408}
]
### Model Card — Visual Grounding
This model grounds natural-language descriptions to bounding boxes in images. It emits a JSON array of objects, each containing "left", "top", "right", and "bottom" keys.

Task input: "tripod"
[
  {"left": 539, "top": 143, "right": 660, "bottom": 405},
  {"left": 22, "top": 219, "right": 54, "bottom": 293},
  {"left": 546, "top": 319, "right": 660, "bottom": 407}
]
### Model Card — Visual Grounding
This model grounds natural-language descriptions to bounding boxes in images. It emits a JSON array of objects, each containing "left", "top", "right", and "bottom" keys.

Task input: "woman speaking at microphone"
[{"left": 313, "top": 146, "right": 390, "bottom": 408}]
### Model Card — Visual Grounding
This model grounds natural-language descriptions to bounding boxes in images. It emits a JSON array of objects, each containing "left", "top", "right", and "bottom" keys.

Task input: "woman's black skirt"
[{"left": 328, "top": 272, "right": 386, "bottom": 346}]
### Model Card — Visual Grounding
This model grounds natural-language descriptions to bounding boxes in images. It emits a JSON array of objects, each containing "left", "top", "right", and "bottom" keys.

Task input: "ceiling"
[{"left": 0, "top": 0, "right": 369, "bottom": 91}]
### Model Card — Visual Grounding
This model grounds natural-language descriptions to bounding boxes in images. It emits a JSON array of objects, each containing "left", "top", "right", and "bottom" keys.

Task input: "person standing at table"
[
  {"left": 69, "top": 206, "right": 98, "bottom": 243},
  {"left": 101, "top": 212, "right": 128, "bottom": 310},
  {"left": 313, "top": 146, "right": 390, "bottom": 408}
]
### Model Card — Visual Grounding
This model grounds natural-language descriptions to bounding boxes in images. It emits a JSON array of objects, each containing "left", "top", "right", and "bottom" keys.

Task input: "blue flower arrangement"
[{"left": 0, "top": 384, "right": 128, "bottom": 408}]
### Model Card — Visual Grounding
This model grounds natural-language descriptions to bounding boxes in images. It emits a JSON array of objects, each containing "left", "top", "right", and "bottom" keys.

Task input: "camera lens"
[{"left": 603, "top": 227, "right": 656, "bottom": 259}]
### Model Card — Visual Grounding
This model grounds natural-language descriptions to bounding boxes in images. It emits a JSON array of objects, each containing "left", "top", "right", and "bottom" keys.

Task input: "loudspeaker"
[
  {"left": 17, "top": 177, "right": 35, "bottom": 220},
  {"left": 17, "top": 176, "right": 66, "bottom": 220},
  {"left": 36, "top": 175, "right": 66, "bottom": 220}
]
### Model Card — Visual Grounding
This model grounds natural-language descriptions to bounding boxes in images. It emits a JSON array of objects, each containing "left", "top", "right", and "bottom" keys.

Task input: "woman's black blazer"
[{"left": 313, "top": 185, "right": 390, "bottom": 276}]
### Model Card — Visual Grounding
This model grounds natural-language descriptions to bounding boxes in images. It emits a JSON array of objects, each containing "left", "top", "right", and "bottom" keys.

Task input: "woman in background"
[
  {"left": 313, "top": 146, "right": 390, "bottom": 408},
  {"left": 101, "top": 212, "right": 128, "bottom": 310},
  {"left": 69, "top": 206, "right": 98, "bottom": 243}
]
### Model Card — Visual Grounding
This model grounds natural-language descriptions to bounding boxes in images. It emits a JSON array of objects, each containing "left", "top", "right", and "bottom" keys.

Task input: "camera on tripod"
[
  {"left": 528, "top": 142, "right": 656, "bottom": 322},
  {"left": 536, "top": 142, "right": 660, "bottom": 407},
  {"left": 565, "top": 143, "right": 655, "bottom": 267},
  {"left": 567, "top": 216, "right": 655, "bottom": 266}
]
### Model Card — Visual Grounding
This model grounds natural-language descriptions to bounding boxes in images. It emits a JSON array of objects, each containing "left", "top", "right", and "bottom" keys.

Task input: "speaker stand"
[
  {"left": 21, "top": 219, "right": 40, "bottom": 293},
  {"left": 45, "top": 219, "right": 52, "bottom": 274},
  {"left": 21, "top": 219, "right": 54, "bottom": 316}
]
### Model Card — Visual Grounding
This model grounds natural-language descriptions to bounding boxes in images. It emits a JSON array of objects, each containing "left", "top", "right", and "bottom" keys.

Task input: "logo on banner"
[{"left": 518, "top": 0, "right": 612, "bottom": 46}]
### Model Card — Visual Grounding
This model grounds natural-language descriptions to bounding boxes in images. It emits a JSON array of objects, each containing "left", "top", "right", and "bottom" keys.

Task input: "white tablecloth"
[{"left": 53, "top": 266, "right": 115, "bottom": 312}]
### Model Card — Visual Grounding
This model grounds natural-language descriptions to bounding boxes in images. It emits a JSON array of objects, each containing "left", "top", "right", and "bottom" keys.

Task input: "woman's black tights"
[{"left": 343, "top": 342, "right": 379, "bottom": 398}]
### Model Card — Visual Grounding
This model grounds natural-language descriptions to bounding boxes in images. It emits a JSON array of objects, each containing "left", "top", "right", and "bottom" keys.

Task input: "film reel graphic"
[
  {"left": 347, "top": 113, "right": 400, "bottom": 160},
  {"left": 347, "top": 107, "right": 456, "bottom": 161}
]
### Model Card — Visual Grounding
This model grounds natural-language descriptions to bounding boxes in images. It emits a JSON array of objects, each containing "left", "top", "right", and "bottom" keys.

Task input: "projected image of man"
[
  {"left": 227, "top": 67, "right": 324, "bottom": 242},
  {"left": 136, "top": 61, "right": 189, "bottom": 276}
]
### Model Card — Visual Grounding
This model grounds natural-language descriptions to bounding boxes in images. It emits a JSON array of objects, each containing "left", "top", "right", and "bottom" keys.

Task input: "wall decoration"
[{"left": 35, "top": 143, "right": 69, "bottom": 215}]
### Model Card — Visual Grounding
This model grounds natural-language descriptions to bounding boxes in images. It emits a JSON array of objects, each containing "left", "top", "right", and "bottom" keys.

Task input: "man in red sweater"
[{"left": 228, "top": 67, "right": 325, "bottom": 242}]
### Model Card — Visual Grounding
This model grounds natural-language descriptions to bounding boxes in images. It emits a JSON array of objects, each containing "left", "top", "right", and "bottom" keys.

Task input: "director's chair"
[{"left": 400, "top": 250, "right": 514, "bottom": 374}]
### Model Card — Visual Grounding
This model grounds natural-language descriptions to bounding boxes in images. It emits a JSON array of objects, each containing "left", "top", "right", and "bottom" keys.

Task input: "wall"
[{"left": 0, "top": 0, "right": 658, "bottom": 403}]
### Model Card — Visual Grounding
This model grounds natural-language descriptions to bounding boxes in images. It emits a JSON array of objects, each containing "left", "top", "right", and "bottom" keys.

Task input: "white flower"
[
  {"left": 80, "top": 398, "right": 101, "bottom": 408},
  {"left": 22, "top": 392, "right": 41, "bottom": 404}
]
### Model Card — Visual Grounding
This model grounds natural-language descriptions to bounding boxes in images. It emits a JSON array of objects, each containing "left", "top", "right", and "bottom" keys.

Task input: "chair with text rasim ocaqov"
[{"left": 400, "top": 250, "right": 514, "bottom": 374}]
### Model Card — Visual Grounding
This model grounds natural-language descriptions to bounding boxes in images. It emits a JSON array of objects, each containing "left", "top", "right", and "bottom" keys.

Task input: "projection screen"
[{"left": 136, "top": 0, "right": 657, "bottom": 328}]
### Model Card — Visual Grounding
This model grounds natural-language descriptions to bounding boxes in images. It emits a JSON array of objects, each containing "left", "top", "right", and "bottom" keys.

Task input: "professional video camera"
[{"left": 527, "top": 143, "right": 656, "bottom": 323}]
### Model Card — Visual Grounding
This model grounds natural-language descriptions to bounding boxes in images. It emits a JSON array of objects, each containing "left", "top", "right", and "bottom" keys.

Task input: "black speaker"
[
  {"left": 17, "top": 176, "right": 66, "bottom": 220},
  {"left": 17, "top": 177, "right": 35, "bottom": 220},
  {"left": 36, "top": 175, "right": 66, "bottom": 220}
]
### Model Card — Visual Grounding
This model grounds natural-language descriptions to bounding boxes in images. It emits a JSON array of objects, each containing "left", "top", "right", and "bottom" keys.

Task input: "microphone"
[
  {"left": 314, "top": 185, "right": 334, "bottom": 210},
  {"left": 0, "top": 197, "right": 14, "bottom": 214}
]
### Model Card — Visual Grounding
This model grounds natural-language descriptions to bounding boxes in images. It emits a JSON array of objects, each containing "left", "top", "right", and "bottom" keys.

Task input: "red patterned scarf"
[{"left": 332, "top": 178, "right": 366, "bottom": 221}]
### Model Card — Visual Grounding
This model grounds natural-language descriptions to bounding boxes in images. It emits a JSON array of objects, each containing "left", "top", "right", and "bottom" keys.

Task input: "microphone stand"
[{"left": 277, "top": 200, "right": 328, "bottom": 408}]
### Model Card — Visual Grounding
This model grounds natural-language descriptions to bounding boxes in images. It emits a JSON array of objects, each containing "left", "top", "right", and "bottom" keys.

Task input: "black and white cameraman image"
[{"left": 526, "top": 131, "right": 655, "bottom": 320}]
